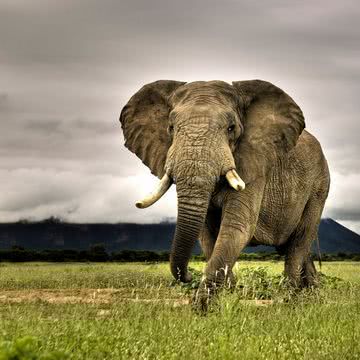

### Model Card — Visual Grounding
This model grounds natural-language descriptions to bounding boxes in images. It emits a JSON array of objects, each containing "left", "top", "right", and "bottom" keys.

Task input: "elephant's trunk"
[
  {"left": 168, "top": 133, "right": 218, "bottom": 280},
  {"left": 170, "top": 184, "right": 211, "bottom": 282}
]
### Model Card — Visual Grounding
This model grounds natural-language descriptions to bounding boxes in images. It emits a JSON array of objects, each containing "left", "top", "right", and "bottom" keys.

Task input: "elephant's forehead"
[
  {"left": 176, "top": 116, "right": 224, "bottom": 134},
  {"left": 171, "top": 81, "right": 238, "bottom": 107},
  {"left": 185, "top": 80, "right": 232, "bottom": 89}
]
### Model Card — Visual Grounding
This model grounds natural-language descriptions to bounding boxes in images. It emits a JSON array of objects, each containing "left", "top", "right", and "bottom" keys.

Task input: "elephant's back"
[
  {"left": 291, "top": 129, "right": 330, "bottom": 193},
  {"left": 294, "top": 130, "right": 328, "bottom": 170}
]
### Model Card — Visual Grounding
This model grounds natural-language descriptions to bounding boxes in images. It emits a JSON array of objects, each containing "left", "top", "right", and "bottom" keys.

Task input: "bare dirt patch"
[
  {"left": 0, "top": 289, "right": 274, "bottom": 307},
  {"left": 0, "top": 289, "right": 189, "bottom": 306}
]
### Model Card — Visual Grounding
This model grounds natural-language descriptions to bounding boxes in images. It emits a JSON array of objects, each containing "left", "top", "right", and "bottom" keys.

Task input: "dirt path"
[
  {"left": 0, "top": 289, "right": 275, "bottom": 307},
  {"left": 0, "top": 289, "right": 188, "bottom": 306}
]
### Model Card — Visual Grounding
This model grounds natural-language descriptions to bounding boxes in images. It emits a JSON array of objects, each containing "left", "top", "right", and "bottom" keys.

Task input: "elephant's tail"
[{"left": 315, "top": 234, "right": 322, "bottom": 270}]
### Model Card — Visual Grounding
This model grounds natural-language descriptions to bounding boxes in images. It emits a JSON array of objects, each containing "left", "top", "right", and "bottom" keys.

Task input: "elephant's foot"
[
  {"left": 300, "top": 259, "right": 319, "bottom": 288},
  {"left": 181, "top": 271, "right": 193, "bottom": 283},
  {"left": 172, "top": 267, "right": 193, "bottom": 283},
  {"left": 192, "top": 282, "right": 214, "bottom": 313},
  {"left": 285, "top": 259, "right": 319, "bottom": 290},
  {"left": 192, "top": 270, "right": 236, "bottom": 312}
]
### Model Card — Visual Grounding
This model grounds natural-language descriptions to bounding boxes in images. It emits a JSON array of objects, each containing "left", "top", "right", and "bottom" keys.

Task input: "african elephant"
[{"left": 120, "top": 80, "right": 330, "bottom": 307}]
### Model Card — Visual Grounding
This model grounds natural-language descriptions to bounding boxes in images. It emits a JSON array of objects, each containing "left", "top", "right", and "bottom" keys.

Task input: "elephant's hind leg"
[
  {"left": 284, "top": 196, "right": 323, "bottom": 288},
  {"left": 277, "top": 245, "right": 318, "bottom": 287}
]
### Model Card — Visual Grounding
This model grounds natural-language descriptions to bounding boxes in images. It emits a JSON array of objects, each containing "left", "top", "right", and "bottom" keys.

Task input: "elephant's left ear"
[
  {"left": 232, "top": 80, "right": 305, "bottom": 183},
  {"left": 120, "top": 80, "right": 186, "bottom": 178}
]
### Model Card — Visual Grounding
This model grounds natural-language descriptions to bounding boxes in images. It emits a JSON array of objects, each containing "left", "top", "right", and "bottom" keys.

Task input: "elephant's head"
[{"left": 120, "top": 80, "right": 304, "bottom": 282}]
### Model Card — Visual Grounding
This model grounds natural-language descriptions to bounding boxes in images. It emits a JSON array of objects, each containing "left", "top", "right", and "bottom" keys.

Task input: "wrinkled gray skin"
[{"left": 120, "top": 80, "right": 330, "bottom": 309}]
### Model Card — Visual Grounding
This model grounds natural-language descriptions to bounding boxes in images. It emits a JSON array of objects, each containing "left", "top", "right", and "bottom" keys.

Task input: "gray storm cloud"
[{"left": 0, "top": 0, "right": 359, "bottom": 233}]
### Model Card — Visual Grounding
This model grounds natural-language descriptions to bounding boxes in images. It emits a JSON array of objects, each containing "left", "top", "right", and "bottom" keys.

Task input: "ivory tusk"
[
  {"left": 135, "top": 173, "right": 172, "bottom": 209},
  {"left": 225, "top": 169, "right": 246, "bottom": 191}
]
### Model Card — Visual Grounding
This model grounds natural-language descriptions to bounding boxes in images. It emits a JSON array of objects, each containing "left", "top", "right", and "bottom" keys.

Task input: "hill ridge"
[{"left": 0, "top": 218, "right": 359, "bottom": 254}]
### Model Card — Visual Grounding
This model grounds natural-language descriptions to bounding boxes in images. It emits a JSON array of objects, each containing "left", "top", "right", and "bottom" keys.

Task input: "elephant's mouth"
[{"left": 135, "top": 168, "right": 245, "bottom": 209}]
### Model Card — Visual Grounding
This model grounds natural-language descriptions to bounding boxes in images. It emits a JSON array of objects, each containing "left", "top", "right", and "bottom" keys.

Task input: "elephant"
[{"left": 119, "top": 79, "right": 330, "bottom": 308}]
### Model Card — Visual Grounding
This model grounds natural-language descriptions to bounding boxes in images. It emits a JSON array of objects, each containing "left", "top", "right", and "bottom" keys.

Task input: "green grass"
[{"left": 0, "top": 261, "right": 359, "bottom": 359}]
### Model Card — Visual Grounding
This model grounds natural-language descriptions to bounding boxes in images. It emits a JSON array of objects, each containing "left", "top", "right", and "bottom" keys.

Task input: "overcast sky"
[{"left": 1, "top": 0, "right": 360, "bottom": 233}]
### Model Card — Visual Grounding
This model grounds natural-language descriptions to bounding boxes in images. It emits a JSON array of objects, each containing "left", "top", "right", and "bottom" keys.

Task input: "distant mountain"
[
  {"left": 0, "top": 220, "right": 181, "bottom": 253},
  {"left": 317, "top": 218, "right": 360, "bottom": 253},
  {"left": 0, "top": 218, "right": 359, "bottom": 254}
]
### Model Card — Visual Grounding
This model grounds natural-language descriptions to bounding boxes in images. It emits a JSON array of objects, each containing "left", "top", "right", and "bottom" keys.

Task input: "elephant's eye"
[
  {"left": 168, "top": 125, "right": 174, "bottom": 133},
  {"left": 228, "top": 125, "right": 235, "bottom": 133}
]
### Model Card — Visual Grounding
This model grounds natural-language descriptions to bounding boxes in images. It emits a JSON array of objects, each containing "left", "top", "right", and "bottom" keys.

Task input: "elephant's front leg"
[{"left": 194, "top": 181, "right": 264, "bottom": 310}]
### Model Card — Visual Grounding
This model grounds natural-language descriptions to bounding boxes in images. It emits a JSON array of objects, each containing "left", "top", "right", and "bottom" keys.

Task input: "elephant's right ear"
[
  {"left": 232, "top": 80, "right": 305, "bottom": 184},
  {"left": 120, "top": 80, "right": 186, "bottom": 178}
]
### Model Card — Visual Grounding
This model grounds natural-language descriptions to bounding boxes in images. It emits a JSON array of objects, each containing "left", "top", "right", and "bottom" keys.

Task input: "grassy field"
[{"left": 0, "top": 261, "right": 359, "bottom": 359}]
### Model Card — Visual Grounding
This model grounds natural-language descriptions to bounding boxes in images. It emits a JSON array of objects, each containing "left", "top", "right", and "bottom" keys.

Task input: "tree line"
[{"left": 1, "top": 245, "right": 359, "bottom": 262}]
